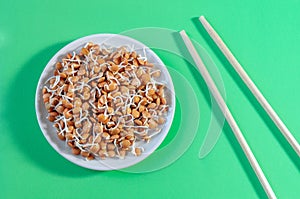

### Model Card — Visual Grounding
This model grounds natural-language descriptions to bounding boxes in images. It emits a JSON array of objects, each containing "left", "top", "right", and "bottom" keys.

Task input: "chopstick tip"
[
  {"left": 199, "top": 16, "right": 205, "bottom": 22},
  {"left": 179, "top": 30, "right": 186, "bottom": 35}
]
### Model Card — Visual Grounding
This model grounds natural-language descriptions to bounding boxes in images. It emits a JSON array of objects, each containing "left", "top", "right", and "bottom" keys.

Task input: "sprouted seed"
[{"left": 42, "top": 42, "right": 168, "bottom": 160}]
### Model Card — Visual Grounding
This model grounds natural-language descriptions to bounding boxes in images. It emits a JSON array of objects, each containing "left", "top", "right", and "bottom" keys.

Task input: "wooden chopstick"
[
  {"left": 199, "top": 16, "right": 300, "bottom": 157},
  {"left": 179, "top": 30, "right": 276, "bottom": 199}
]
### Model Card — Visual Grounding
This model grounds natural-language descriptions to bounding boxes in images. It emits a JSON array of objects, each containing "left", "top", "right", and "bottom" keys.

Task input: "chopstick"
[
  {"left": 179, "top": 30, "right": 276, "bottom": 199},
  {"left": 199, "top": 16, "right": 300, "bottom": 157}
]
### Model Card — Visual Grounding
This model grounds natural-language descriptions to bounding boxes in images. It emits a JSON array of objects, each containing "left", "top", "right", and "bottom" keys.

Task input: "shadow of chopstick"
[
  {"left": 191, "top": 17, "right": 300, "bottom": 170},
  {"left": 170, "top": 17, "right": 273, "bottom": 199}
]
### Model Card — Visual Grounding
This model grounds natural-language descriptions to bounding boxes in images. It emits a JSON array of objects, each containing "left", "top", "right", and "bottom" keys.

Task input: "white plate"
[{"left": 35, "top": 34, "right": 175, "bottom": 170}]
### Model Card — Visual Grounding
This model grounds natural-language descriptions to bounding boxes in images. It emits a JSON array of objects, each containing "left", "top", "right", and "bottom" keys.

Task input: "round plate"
[{"left": 35, "top": 34, "right": 175, "bottom": 170}]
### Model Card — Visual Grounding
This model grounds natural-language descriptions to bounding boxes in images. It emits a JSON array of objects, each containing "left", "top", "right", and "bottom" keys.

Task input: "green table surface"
[{"left": 1, "top": 0, "right": 299, "bottom": 198}]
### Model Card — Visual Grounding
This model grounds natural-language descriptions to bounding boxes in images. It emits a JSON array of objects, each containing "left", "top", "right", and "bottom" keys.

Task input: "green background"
[{"left": 1, "top": 0, "right": 299, "bottom": 198}]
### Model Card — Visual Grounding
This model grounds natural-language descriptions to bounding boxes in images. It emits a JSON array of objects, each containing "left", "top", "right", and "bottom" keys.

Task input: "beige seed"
[
  {"left": 111, "top": 116, "right": 118, "bottom": 122},
  {"left": 81, "top": 151, "right": 89, "bottom": 157},
  {"left": 45, "top": 102, "right": 51, "bottom": 110},
  {"left": 148, "top": 88, "right": 155, "bottom": 95},
  {"left": 94, "top": 123, "right": 103, "bottom": 133},
  {"left": 90, "top": 144, "right": 100, "bottom": 154},
  {"left": 133, "top": 96, "right": 140, "bottom": 103},
  {"left": 60, "top": 120, "right": 65, "bottom": 129},
  {"left": 132, "top": 109, "right": 140, "bottom": 118},
  {"left": 108, "top": 150, "right": 116, "bottom": 157},
  {"left": 72, "top": 147, "right": 81, "bottom": 155},
  {"left": 136, "top": 68, "right": 143, "bottom": 77},
  {"left": 102, "top": 118, "right": 109, "bottom": 125},
  {"left": 81, "top": 48, "right": 89, "bottom": 55},
  {"left": 83, "top": 91, "right": 90, "bottom": 100},
  {"left": 89, "top": 116, "right": 96, "bottom": 123},
  {"left": 98, "top": 76, "right": 106, "bottom": 83},
  {"left": 161, "top": 97, "right": 167, "bottom": 105},
  {"left": 72, "top": 106, "right": 81, "bottom": 114},
  {"left": 56, "top": 62, "right": 62, "bottom": 70},
  {"left": 152, "top": 94, "right": 158, "bottom": 100},
  {"left": 152, "top": 70, "right": 161, "bottom": 78},
  {"left": 48, "top": 115, "right": 56, "bottom": 122},
  {"left": 128, "top": 85, "right": 136, "bottom": 90},
  {"left": 60, "top": 72, "right": 67, "bottom": 79},
  {"left": 145, "top": 62, "right": 154, "bottom": 67},
  {"left": 82, "top": 102, "right": 90, "bottom": 111},
  {"left": 148, "top": 103, "right": 156, "bottom": 109},
  {"left": 156, "top": 97, "right": 161, "bottom": 106},
  {"left": 110, "top": 64, "right": 119, "bottom": 72},
  {"left": 141, "top": 117, "right": 147, "bottom": 124},
  {"left": 97, "top": 81, "right": 106, "bottom": 88},
  {"left": 108, "top": 82, "right": 117, "bottom": 91},
  {"left": 132, "top": 59, "right": 138, "bottom": 66},
  {"left": 134, "top": 119, "right": 143, "bottom": 126},
  {"left": 119, "top": 150, "right": 126, "bottom": 158},
  {"left": 62, "top": 99, "right": 73, "bottom": 109},
  {"left": 67, "top": 121, "right": 74, "bottom": 127},
  {"left": 97, "top": 114, "right": 107, "bottom": 122},
  {"left": 43, "top": 92, "right": 50, "bottom": 99},
  {"left": 86, "top": 135, "right": 93, "bottom": 145},
  {"left": 135, "top": 148, "right": 142, "bottom": 156},
  {"left": 120, "top": 86, "right": 129, "bottom": 94},
  {"left": 146, "top": 95, "right": 153, "bottom": 102},
  {"left": 87, "top": 154, "right": 95, "bottom": 160},
  {"left": 142, "top": 110, "right": 151, "bottom": 118},
  {"left": 100, "top": 141, "right": 107, "bottom": 150},
  {"left": 158, "top": 117, "right": 166, "bottom": 124},
  {"left": 110, "top": 128, "right": 120, "bottom": 135},
  {"left": 49, "top": 78, "right": 55, "bottom": 85},
  {"left": 107, "top": 106, "right": 114, "bottom": 114},
  {"left": 126, "top": 107, "right": 131, "bottom": 114},
  {"left": 143, "top": 136, "right": 150, "bottom": 143},
  {"left": 94, "top": 66, "right": 101, "bottom": 73},
  {"left": 121, "top": 139, "right": 131, "bottom": 148},
  {"left": 97, "top": 58, "right": 105, "bottom": 64},
  {"left": 74, "top": 98, "right": 82, "bottom": 107},
  {"left": 99, "top": 95, "right": 106, "bottom": 104},
  {"left": 82, "top": 133, "right": 90, "bottom": 140},
  {"left": 148, "top": 119, "right": 158, "bottom": 129},
  {"left": 111, "top": 91, "right": 121, "bottom": 98},
  {"left": 106, "top": 121, "right": 115, "bottom": 128},
  {"left": 137, "top": 58, "right": 145, "bottom": 65},
  {"left": 139, "top": 105, "right": 145, "bottom": 112},
  {"left": 56, "top": 105, "right": 64, "bottom": 114},
  {"left": 75, "top": 120, "right": 82, "bottom": 128},
  {"left": 67, "top": 141, "right": 75, "bottom": 148},
  {"left": 71, "top": 76, "right": 79, "bottom": 83},
  {"left": 98, "top": 150, "right": 106, "bottom": 159},
  {"left": 107, "top": 143, "right": 115, "bottom": 150},
  {"left": 78, "top": 68, "right": 86, "bottom": 76},
  {"left": 57, "top": 132, "right": 65, "bottom": 141},
  {"left": 158, "top": 87, "right": 164, "bottom": 96},
  {"left": 94, "top": 135, "right": 102, "bottom": 143},
  {"left": 140, "top": 98, "right": 148, "bottom": 105},
  {"left": 49, "top": 111, "right": 58, "bottom": 117},
  {"left": 111, "top": 134, "right": 119, "bottom": 140},
  {"left": 65, "top": 132, "right": 73, "bottom": 141},
  {"left": 102, "top": 132, "right": 110, "bottom": 139},
  {"left": 72, "top": 63, "right": 80, "bottom": 69},
  {"left": 141, "top": 73, "right": 151, "bottom": 85},
  {"left": 131, "top": 51, "right": 137, "bottom": 58},
  {"left": 42, "top": 87, "right": 47, "bottom": 94},
  {"left": 67, "top": 125, "right": 74, "bottom": 133}
]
